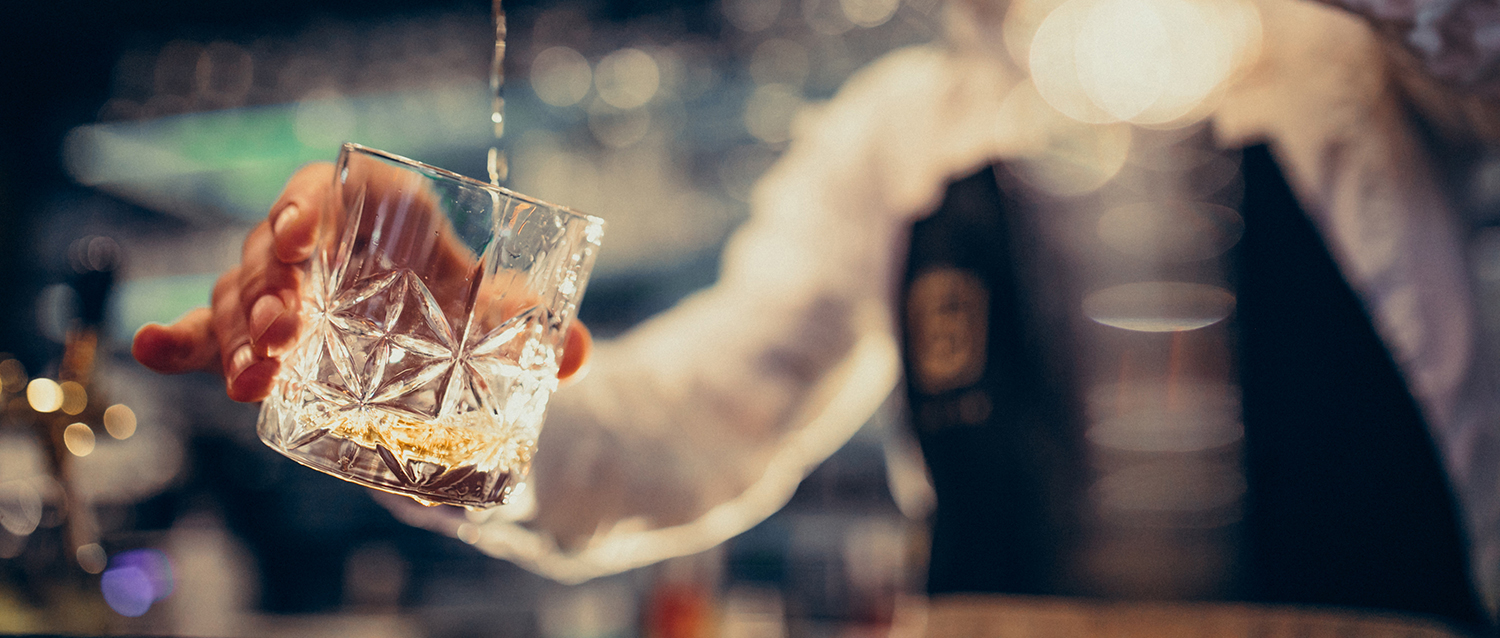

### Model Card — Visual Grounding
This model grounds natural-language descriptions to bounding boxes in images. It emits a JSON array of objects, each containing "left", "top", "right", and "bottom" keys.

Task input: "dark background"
[{"left": 0, "top": 0, "right": 720, "bottom": 371}]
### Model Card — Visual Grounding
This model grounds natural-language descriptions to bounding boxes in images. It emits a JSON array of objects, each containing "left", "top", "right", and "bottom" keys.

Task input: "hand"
[{"left": 131, "top": 162, "right": 593, "bottom": 402}]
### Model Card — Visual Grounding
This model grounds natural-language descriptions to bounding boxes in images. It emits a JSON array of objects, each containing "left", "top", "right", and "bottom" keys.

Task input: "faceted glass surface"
[{"left": 258, "top": 144, "right": 603, "bottom": 510}]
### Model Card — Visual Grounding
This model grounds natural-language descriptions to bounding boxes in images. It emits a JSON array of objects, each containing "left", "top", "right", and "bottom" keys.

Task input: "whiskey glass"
[{"left": 258, "top": 143, "right": 603, "bottom": 510}]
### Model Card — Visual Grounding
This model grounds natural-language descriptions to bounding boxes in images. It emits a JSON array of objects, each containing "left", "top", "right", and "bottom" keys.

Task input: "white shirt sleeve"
[
  {"left": 378, "top": 45, "right": 1023, "bottom": 583},
  {"left": 375, "top": 37, "right": 1034, "bottom": 582}
]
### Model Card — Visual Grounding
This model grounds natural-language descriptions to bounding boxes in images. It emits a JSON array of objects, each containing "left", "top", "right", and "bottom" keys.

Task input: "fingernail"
[
  {"left": 229, "top": 344, "right": 256, "bottom": 380},
  {"left": 249, "top": 295, "right": 287, "bottom": 344},
  {"left": 274, "top": 204, "right": 301, "bottom": 237}
]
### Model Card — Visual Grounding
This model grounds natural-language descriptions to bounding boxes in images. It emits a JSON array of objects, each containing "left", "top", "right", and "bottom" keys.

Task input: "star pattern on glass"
[{"left": 304, "top": 269, "right": 460, "bottom": 419}]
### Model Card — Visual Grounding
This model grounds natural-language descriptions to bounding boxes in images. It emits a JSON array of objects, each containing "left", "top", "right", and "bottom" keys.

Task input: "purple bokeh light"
[{"left": 101, "top": 549, "right": 174, "bottom": 617}]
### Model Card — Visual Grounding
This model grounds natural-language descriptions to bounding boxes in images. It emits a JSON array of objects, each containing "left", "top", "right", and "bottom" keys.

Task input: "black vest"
[{"left": 900, "top": 145, "right": 1488, "bottom": 630}]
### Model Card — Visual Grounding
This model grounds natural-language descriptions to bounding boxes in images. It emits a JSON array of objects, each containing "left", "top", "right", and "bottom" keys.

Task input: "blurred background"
[{"left": 0, "top": 0, "right": 940, "bottom": 634}]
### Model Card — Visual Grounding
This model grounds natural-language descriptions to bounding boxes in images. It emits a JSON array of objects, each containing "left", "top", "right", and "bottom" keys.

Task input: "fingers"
[
  {"left": 212, "top": 267, "right": 280, "bottom": 403},
  {"left": 269, "top": 163, "right": 335, "bottom": 264},
  {"left": 558, "top": 321, "right": 592, "bottom": 383},
  {"left": 239, "top": 222, "right": 304, "bottom": 357},
  {"left": 132, "top": 307, "right": 221, "bottom": 375},
  {"left": 139, "top": 158, "right": 591, "bottom": 406}
]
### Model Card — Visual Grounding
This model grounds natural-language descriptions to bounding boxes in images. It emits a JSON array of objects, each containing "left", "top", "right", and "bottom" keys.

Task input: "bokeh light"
[
  {"left": 1074, "top": 0, "right": 1174, "bottom": 122},
  {"left": 1028, "top": 0, "right": 1261, "bottom": 127},
  {"left": 530, "top": 46, "right": 592, "bottom": 107},
  {"left": 594, "top": 48, "right": 660, "bottom": 110},
  {"left": 26, "top": 378, "right": 63, "bottom": 413},
  {"left": 59, "top": 381, "right": 88, "bottom": 415},
  {"left": 101, "top": 549, "right": 175, "bottom": 618},
  {"left": 1097, "top": 201, "right": 1243, "bottom": 262},
  {"left": 64, "top": 423, "right": 97, "bottom": 457},
  {"left": 104, "top": 404, "right": 138, "bottom": 440},
  {"left": 1083, "top": 282, "right": 1235, "bottom": 332},
  {"left": 0, "top": 480, "right": 43, "bottom": 537},
  {"left": 645, "top": 46, "right": 685, "bottom": 101},
  {"left": 1027, "top": 0, "right": 1114, "bottom": 124},
  {"left": 77, "top": 543, "right": 108, "bottom": 575},
  {"left": 722, "top": 0, "right": 783, "bottom": 32},
  {"left": 744, "top": 83, "right": 804, "bottom": 144},
  {"left": 803, "top": 0, "right": 856, "bottom": 35},
  {"left": 1086, "top": 383, "right": 1243, "bottom": 453},
  {"left": 839, "top": 0, "right": 899, "bottom": 28},
  {"left": 1004, "top": 0, "right": 1068, "bottom": 71},
  {"left": 998, "top": 81, "right": 1132, "bottom": 196}
]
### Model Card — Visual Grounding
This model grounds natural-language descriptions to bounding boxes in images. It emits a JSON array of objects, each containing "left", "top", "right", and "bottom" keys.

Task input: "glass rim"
[{"left": 342, "top": 142, "right": 605, "bottom": 227}]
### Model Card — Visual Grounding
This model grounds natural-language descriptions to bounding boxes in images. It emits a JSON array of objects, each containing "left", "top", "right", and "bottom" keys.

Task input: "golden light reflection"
[
  {"left": 64, "top": 422, "right": 97, "bottom": 457},
  {"left": 1028, "top": 0, "right": 1114, "bottom": 124},
  {"left": 1026, "top": 0, "right": 1261, "bottom": 128},
  {"left": 60, "top": 381, "right": 88, "bottom": 415},
  {"left": 1074, "top": 0, "right": 1174, "bottom": 122},
  {"left": 104, "top": 404, "right": 138, "bottom": 440},
  {"left": 27, "top": 379, "right": 64, "bottom": 413}
]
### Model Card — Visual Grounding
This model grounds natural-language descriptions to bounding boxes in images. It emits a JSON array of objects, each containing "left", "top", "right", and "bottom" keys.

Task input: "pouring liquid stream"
[{"left": 488, "top": 0, "right": 508, "bottom": 187}]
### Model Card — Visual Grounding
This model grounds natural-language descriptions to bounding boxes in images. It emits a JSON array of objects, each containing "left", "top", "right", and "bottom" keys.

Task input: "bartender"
[{"left": 134, "top": 0, "right": 1500, "bottom": 632}]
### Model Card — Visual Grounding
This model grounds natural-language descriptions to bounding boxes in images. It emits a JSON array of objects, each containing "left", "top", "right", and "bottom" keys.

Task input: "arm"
[{"left": 422, "top": 45, "right": 1013, "bottom": 582}]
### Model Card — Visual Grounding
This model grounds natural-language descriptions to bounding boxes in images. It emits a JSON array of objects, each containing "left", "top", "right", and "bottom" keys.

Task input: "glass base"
[
  {"left": 259, "top": 401, "right": 523, "bottom": 510},
  {"left": 267, "top": 432, "right": 515, "bottom": 510}
]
